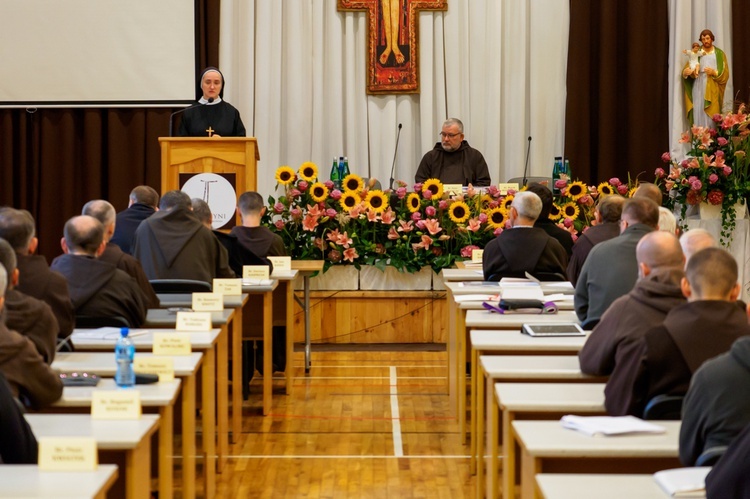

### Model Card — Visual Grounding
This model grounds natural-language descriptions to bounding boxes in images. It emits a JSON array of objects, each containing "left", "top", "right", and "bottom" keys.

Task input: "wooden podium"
[{"left": 158, "top": 137, "right": 260, "bottom": 195}]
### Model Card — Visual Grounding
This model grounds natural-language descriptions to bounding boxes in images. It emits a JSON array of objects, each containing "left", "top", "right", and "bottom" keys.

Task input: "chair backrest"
[
  {"left": 75, "top": 315, "right": 131, "bottom": 328},
  {"left": 506, "top": 176, "right": 554, "bottom": 187},
  {"left": 149, "top": 279, "right": 212, "bottom": 294},
  {"left": 642, "top": 394, "right": 684, "bottom": 420},
  {"left": 695, "top": 445, "right": 728, "bottom": 466}
]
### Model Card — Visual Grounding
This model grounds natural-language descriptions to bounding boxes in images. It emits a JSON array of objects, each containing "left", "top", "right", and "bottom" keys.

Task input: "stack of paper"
[
  {"left": 560, "top": 415, "right": 667, "bottom": 436},
  {"left": 499, "top": 280, "right": 545, "bottom": 301},
  {"left": 653, "top": 467, "right": 711, "bottom": 498},
  {"left": 453, "top": 294, "right": 501, "bottom": 303}
]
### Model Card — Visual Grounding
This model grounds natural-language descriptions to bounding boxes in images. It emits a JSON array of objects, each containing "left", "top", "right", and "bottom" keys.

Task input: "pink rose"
[
  {"left": 425, "top": 206, "right": 436, "bottom": 217},
  {"left": 617, "top": 184, "right": 628, "bottom": 195},
  {"left": 654, "top": 167, "right": 666, "bottom": 178},
  {"left": 707, "top": 190, "right": 724, "bottom": 206},
  {"left": 493, "top": 227, "right": 503, "bottom": 236},
  {"left": 411, "top": 212, "right": 422, "bottom": 221},
  {"left": 396, "top": 187, "right": 407, "bottom": 199},
  {"left": 326, "top": 208, "right": 337, "bottom": 217},
  {"left": 274, "top": 220, "right": 285, "bottom": 230},
  {"left": 554, "top": 179, "right": 567, "bottom": 189},
  {"left": 563, "top": 217, "right": 574, "bottom": 228},
  {"left": 422, "top": 189, "right": 433, "bottom": 200},
  {"left": 324, "top": 180, "right": 334, "bottom": 189},
  {"left": 712, "top": 113, "right": 723, "bottom": 123},
  {"left": 438, "top": 200, "right": 449, "bottom": 210},
  {"left": 661, "top": 152, "right": 671, "bottom": 163},
  {"left": 289, "top": 189, "right": 301, "bottom": 198},
  {"left": 717, "top": 137, "right": 728, "bottom": 147},
  {"left": 413, "top": 183, "right": 423, "bottom": 192},
  {"left": 690, "top": 180, "right": 702, "bottom": 191},
  {"left": 460, "top": 245, "right": 479, "bottom": 258},
  {"left": 723, "top": 166, "right": 732, "bottom": 176},
  {"left": 298, "top": 180, "right": 308, "bottom": 192},
  {"left": 290, "top": 207, "right": 302, "bottom": 219},
  {"left": 274, "top": 202, "right": 284, "bottom": 213},
  {"left": 330, "top": 189, "right": 342, "bottom": 200},
  {"left": 709, "top": 173, "right": 719, "bottom": 184},
  {"left": 416, "top": 220, "right": 426, "bottom": 229},
  {"left": 478, "top": 213, "right": 488, "bottom": 223},
  {"left": 609, "top": 177, "right": 622, "bottom": 187}
]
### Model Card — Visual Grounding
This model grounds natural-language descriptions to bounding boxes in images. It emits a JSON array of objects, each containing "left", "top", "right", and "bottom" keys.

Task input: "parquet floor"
[{"left": 214, "top": 350, "right": 473, "bottom": 498}]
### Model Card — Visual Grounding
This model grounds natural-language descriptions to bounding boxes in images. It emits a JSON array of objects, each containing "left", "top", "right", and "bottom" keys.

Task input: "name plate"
[
  {"left": 268, "top": 256, "right": 292, "bottom": 271},
  {"left": 134, "top": 356, "right": 175, "bottom": 382},
  {"left": 92, "top": 390, "right": 142, "bottom": 420},
  {"left": 471, "top": 249, "right": 484, "bottom": 263},
  {"left": 496, "top": 182, "right": 519, "bottom": 195},
  {"left": 192, "top": 292, "right": 224, "bottom": 312},
  {"left": 153, "top": 332, "right": 192, "bottom": 356},
  {"left": 213, "top": 278, "right": 242, "bottom": 296},
  {"left": 443, "top": 183, "right": 463, "bottom": 196},
  {"left": 176, "top": 311, "right": 212, "bottom": 331},
  {"left": 243, "top": 265, "right": 269, "bottom": 280},
  {"left": 38, "top": 437, "right": 98, "bottom": 471}
]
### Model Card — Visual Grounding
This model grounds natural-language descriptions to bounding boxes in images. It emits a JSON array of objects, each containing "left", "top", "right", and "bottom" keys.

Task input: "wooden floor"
[{"left": 213, "top": 350, "right": 474, "bottom": 498}]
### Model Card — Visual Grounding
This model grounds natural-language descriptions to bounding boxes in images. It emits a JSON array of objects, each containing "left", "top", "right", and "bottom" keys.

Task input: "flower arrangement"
[
  {"left": 658, "top": 105, "right": 750, "bottom": 245},
  {"left": 263, "top": 163, "right": 640, "bottom": 274}
]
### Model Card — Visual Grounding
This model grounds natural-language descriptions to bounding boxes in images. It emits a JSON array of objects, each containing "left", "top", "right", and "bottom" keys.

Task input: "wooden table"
[
  {"left": 535, "top": 474, "right": 681, "bottom": 499},
  {"left": 55, "top": 350, "right": 208, "bottom": 499},
  {"left": 291, "top": 260, "right": 324, "bottom": 372},
  {"left": 490, "top": 382, "right": 607, "bottom": 499},
  {"left": 0, "top": 464, "right": 119, "bottom": 499},
  {"left": 26, "top": 414, "right": 160, "bottom": 499},
  {"left": 512, "top": 420, "right": 682, "bottom": 499},
  {"left": 50, "top": 379, "right": 181, "bottom": 499},
  {"left": 269, "top": 269, "right": 298, "bottom": 396}
]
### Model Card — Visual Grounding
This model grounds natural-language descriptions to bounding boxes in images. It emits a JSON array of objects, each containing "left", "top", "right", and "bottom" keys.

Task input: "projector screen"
[{"left": 0, "top": 0, "right": 198, "bottom": 107}]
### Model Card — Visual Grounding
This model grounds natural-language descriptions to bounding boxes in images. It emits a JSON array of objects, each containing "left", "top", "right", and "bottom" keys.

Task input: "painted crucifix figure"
[{"left": 338, "top": 0, "right": 447, "bottom": 94}]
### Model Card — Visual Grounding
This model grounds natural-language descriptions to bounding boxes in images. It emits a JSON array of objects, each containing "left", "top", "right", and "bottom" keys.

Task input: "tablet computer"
[{"left": 521, "top": 323, "right": 585, "bottom": 337}]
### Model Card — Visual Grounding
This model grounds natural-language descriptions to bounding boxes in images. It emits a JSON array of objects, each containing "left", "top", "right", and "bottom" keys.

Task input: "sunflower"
[
  {"left": 561, "top": 202, "right": 580, "bottom": 221},
  {"left": 406, "top": 193, "right": 421, "bottom": 213},
  {"left": 339, "top": 191, "right": 361, "bottom": 211},
  {"left": 448, "top": 201, "right": 471, "bottom": 223},
  {"left": 597, "top": 182, "right": 615, "bottom": 197},
  {"left": 479, "top": 194, "right": 494, "bottom": 212},
  {"left": 310, "top": 182, "right": 329, "bottom": 203},
  {"left": 422, "top": 178, "right": 444, "bottom": 199},
  {"left": 499, "top": 195, "right": 514, "bottom": 215},
  {"left": 548, "top": 203, "right": 562, "bottom": 221},
  {"left": 628, "top": 186, "right": 638, "bottom": 198},
  {"left": 566, "top": 180, "right": 587, "bottom": 201},
  {"left": 342, "top": 173, "right": 365, "bottom": 192},
  {"left": 298, "top": 161, "right": 318, "bottom": 181},
  {"left": 275, "top": 166, "right": 296, "bottom": 186},
  {"left": 486, "top": 207, "right": 506, "bottom": 229},
  {"left": 365, "top": 190, "right": 389, "bottom": 213}
]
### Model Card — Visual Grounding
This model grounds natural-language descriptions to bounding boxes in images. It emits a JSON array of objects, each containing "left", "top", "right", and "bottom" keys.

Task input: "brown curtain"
[
  {"left": 0, "top": 0, "right": 220, "bottom": 259},
  {"left": 564, "top": 0, "right": 670, "bottom": 187},
  {"left": 732, "top": 0, "right": 750, "bottom": 105}
]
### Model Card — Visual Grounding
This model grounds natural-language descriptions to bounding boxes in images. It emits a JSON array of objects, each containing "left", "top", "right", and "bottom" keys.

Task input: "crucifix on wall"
[{"left": 338, "top": 0, "right": 448, "bottom": 94}]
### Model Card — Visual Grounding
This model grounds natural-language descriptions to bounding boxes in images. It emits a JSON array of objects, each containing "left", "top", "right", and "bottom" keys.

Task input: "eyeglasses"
[{"left": 439, "top": 132, "right": 462, "bottom": 139}]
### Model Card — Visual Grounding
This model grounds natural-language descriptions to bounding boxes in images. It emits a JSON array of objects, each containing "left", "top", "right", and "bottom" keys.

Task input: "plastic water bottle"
[
  {"left": 115, "top": 327, "right": 135, "bottom": 387},
  {"left": 340, "top": 156, "right": 351, "bottom": 180},
  {"left": 330, "top": 156, "right": 341, "bottom": 189}
]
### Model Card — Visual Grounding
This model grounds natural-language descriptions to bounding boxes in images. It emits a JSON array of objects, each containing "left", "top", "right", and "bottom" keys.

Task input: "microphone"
[
  {"left": 388, "top": 123, "right": 403, "bottom": 190},
  {"left": 169, "top": 98, "right": 214, "bottom": 136},
  {"left": 522, "top": 136, "right": 532, "bottom": 186}
]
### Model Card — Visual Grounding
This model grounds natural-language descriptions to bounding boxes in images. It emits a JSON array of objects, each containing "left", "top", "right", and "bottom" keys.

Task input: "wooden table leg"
[
  {"left": 469, "top": 347, "right": 478, "bottom": 469},
  {"left": 489, "top": 397, "right": 501, "bottom": 499},
  {"left": 263, "top": 291, "right": 273, "bottom": 415},
  {"left": 182, "top": 373, "right": 197, "bottom": 499},
  {"left": 475, "top": 360, "right": 485, "bottom": 481},
  {"left": 202, "top": 347, "right": 217, "bottom": 499},
  {"left": 158, "top": 404, "right": 174, "bottom": 499},
  {"left": 217, "top": 325, "right": 229, "bottom": 472},
  {"left": 459, "top": 313, "right": 468, "bottom": 443},
  {"left": 284, "top": 282, "right": 294, "bottom": 395},
  {"left": 502, "top": 411, "right": 517, "bottom": 499},
  {"left": 125, "top": 435, "right": 151, "bottom": 499},
  {"left": 231, "top": 305, "right": 243, "bottom": 443},
  {"left": 520, "top": 449, "right": 541, "bottom": 499}
]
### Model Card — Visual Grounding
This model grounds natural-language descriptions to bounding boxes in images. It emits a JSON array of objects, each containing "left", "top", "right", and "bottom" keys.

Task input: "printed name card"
[
  {"left": 92, "top": 390, "right": 142, "bottom": 420},
  {"left": 176, "top": 311, "right": 212, "bottom": 331},
  {"left": 443, "top": 184, "right": 463, "bottom": 196},
  {"left": 38, "top": 437, "right": 98, "bottom": 471},
  {"left": 496, "top": 182, "right": 519, "bottom": 195},
  {"left": 213, "top": 278, "right": 242, "bottom": 296},
  {"left": 243, "top": 265, "right": 270, "bottom": 280},
  {"left": 153, "top": 332, "right": 192, "bottom": 356},
  {"left": 192, "top": 292, "right": 224, "bottom": 311},
  {"left": 268, "top": 256, "right": 292, "bottom": 271},
  {"left": 134, "top": 356, "right": 175, "bottom": 382},
  {"left": 471, "top": 249, "right": 484, "bottom": 263}
]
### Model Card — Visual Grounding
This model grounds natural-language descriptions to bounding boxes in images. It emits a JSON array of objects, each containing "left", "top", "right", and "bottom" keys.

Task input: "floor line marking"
[
  {"left": 291, "top": 376, "right": 445, "bottom": 380},
  {"left": 218, "top": 455, "right": 470, "bottom": 459},
  {"left": 390, "top": 366, "right": 404, "bottom": 457}
]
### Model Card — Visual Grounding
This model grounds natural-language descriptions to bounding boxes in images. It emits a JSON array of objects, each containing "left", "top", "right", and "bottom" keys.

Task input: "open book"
[
  {"left": 560, "top": 415, "right": 666, "bottom": 436},
  {"left": 653, "top": 467, "right": 711, "bottom": 498}
]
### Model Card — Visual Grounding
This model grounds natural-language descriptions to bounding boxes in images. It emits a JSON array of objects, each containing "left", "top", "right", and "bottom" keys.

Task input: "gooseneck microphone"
[
  {"left": 168, "top": 97, "right": 214, "bottom": 136},
  {"left": 388, "top": 123, "right": 403, "bottom": 190},
  {"left": 522, "top": 136, "right": 532, "bottom": 186}
]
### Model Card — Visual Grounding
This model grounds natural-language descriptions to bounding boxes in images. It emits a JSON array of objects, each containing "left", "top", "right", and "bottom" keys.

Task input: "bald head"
[
  {"left": 636, "top": 231, "right": 684, "bottom": 276},
  {"left": 680, "top": 228, "right": 717, "bottom": 262},
  {"left": 62, "top": 215, "right": 105, "bottom": 256},
  {"left": 634, "top": 183, "right": 663, "bottom": 206},
  {"left": 658, "top": 207, "right": 677, "bottom": 234},
  {"left": 685, "top": 247, "right": 739, "bottom": 300}
]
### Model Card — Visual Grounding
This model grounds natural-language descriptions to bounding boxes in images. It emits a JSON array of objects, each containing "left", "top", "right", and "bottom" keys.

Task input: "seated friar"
[
  {"left": 0, "top": 370, "right": 38, "bottom": 464},
  {"left": 578, "top": 231, "right": 686, "bottom": 377},
  {"left": 50, "top": 215, "right": 148, "bottom": 328},
  {"left": 110, "top": 185, "right": 159, "bottom": 255},
  {"left": 81, "top": 199, "right": 160, "bottom": 308},
  {"left": 481, "top": 190, "right": 568, "bottom": 281},
  {"left": 0, "top": 264, "right": 63, "bottom": 410},
  {"left": 604, "top": 247, "right": 750, "bottom": 417},
  {"left": 0, "top": 238, "right": 58, "bottom": 364},
  {"left": 230, "top": 191, "right": 287, "bottom": 258},
  {"left": 131, "top": 190, "right": 235, "bottom": 282},
  {"left": 0, "top": 207, "right": 74, "bottom": 340}
]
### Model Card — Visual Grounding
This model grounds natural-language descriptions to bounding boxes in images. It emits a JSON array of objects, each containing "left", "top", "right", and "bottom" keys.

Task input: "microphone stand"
[
  {"left": 522, "top": 136, "right": 532, "bottom": 186},
  {"left": 388, "top": 123, "right": 403, "bottom": 190}
]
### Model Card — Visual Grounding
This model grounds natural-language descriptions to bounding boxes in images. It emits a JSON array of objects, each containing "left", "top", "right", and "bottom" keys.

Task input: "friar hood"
[
  {"left": 50, "top": 254, "right": 118, "bottom": 310},
  {"left": 141, "top": 207, "right": 204, "bottom": 267}
]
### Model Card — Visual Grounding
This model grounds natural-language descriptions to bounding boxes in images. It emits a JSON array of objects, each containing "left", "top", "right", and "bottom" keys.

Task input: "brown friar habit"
[
  {"left": 482, "top": 227, "right": 568, "bottom": 281},
  {"left": 4, "top": 289, "right": 59, "bottom": 363},
  {"left": 132, "top": 207, "right": 235, "bottom": 283},
  {"left": 14, "top": 253, "right": 74, "bottom": 340},
  {"left": 99, "top": 242, "right": 160, "bottom": 308},
  {"left": 51, "top": 254, "right": 148, "bottom": 328},
  {"left": 604, "top": 300, "right": 750, "bottom": 416},
  {"left": 230, "top": 225, "right": 287, "bottom": 258}
]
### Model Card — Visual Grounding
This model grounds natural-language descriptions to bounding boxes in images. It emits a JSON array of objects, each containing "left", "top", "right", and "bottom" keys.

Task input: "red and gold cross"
[{"left": 338, "top": 0, "right": 448, "bottom": 94}]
